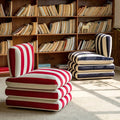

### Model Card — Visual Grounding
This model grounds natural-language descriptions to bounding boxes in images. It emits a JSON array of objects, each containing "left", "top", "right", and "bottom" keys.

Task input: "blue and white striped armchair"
[{"left": 68, "top": 33, "right": 115, "bottom": 80}]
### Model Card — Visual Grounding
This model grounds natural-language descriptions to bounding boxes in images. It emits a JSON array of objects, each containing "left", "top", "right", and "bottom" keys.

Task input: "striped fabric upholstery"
[
  {"left": 68, "top": 51, "right": 113, "bottom": 65},
  {"left": 6, "top": 68, "right": 72, "bottom": 90},
  {"left": 69, "top": 68, "right": 115, "bottom": 80},
  {"left": 95, "top": 33, "right": 112, "bottom": 57},
  {"left": 68, "top": 61, "right": 115, "bottom": 71},
  {"left": 6, "top": 82, "right": 72, "bottom": 101},
  {"left": 8, "top": 43, "right": 34, "bottom": 77},
  {"left": 6, "top": 93, "right": 72, "bottom": 111}
]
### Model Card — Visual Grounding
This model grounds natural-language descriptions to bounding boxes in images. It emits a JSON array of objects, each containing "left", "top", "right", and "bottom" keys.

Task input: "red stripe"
[
  {"left": 64, "top": 95, "right": 69, "bottom": 105},
  {"left": 69, "top": 93, "right": 72, "bottom": 101},
  {"left": 6, "top": 100, "right": 59, "bottom": 111},
  {"left": 64, "top": 86, "right": 69, "bottom": 94},
  {"left": 28, "top": 43, "right": 34, "bottom": 71},
  {"left": 58, "top": 88, "right": 64, "bottom": 98},
  {"left": 38, "top": 68, "right": 67, "bottom": 84},
  {"left": 67, "top": 83, "right": 72, "bottom": 91},
  {"left": 29, "top": 71, "right": 63, "bottom": 87},
  {"left": 39, "top": 68, "right": 71, "bottom": 83},
  {"left": 60, "top": 99, "right": 65, "bottom": 108},
  {"left": 16, "top": 45, "right": 24, "bottom": 75},
  {"left": 6, "top": 89, "right": 58, "bottom": 99},
  {"left": 22, "top": 44, "right": 30, "bottom": 73},
  {"left": 9, "top": 49, "right": 15, "bottom": 77},
  {"left": 7, "top": 77, "right": 58, "bottom": 85}
]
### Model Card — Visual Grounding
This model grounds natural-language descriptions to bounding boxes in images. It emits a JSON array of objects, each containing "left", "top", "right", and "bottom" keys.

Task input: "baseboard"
[{"left": 115, "top": 66, "right": 120, "bottom": 71}]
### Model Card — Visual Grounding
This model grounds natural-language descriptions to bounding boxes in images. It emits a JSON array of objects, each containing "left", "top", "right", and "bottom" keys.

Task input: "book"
[
  {"left": 0, "top": 4, "right": 5, "bottom": 16},
  {"left": 38, "top": 64, "right": 51, "bottom": 68}
]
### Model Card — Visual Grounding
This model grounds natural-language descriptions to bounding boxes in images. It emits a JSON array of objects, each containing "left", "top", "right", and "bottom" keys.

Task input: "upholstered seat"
[
  {"left": 68, "top": 33, "right": 115, "bottom": 80},
  {"left": 6, "top": 43, "right": 72, "bottom": 111}
]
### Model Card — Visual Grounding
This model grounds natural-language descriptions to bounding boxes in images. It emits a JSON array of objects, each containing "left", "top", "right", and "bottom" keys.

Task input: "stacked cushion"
[
  {"left": 68, "top": 51, "right": 114, "bottom": 80},
  {"left": 6, "top": 68, "right": 72, "bottom": 111}
]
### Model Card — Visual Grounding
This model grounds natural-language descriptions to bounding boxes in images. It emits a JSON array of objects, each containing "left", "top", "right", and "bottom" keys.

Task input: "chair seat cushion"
[
  {"left": 6, "top": 93, "right": 72, "bottom": 111},
  {"left": 69, "top": 68, "right": 115, "bottom": 80},
  {"left": 6, "top": 68, "right": 72, "bottom": 90},
  {"left": 68, "top": 51, "right": 114, "bottom": 64},
  {"left": 68, "top": 61, "right": 115, "bottom": 71},
  {"left": 6, "top": 82, "right": 72, "bottom": 101}
]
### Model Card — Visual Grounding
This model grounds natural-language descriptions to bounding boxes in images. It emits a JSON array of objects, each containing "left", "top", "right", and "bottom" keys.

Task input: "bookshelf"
[{"left": 0, "top": 0, "right": 114, "bottom": 76}]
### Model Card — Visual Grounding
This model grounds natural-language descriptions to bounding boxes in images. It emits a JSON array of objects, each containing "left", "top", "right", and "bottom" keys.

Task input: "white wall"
[{"left": 114, "top": 0, "right": 120, "bottom": 28}]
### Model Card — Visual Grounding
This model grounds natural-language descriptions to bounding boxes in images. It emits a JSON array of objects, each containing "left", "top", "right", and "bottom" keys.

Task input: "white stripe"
[
  {"left": 32, "top": 69, "right": 66, "bottom": 85},
  {"left": 14, "top": 47, "right": 21, "bottom": 77},
  {"left": 17, "top": 45, "right": 27, "bottom": 75},
  {"left": 23, "top": 44, "right": 33, "bottom": 72},
  {"left": 19, "top": 73, "right": 61, "bottom": 88},
  {"left": 6, "top": 81, "right": 58, "bottom": 90}
]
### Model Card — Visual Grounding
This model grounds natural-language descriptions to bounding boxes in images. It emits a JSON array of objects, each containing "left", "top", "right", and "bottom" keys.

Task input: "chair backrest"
[
  {"left": 8, "top": 43, "right": 34, "bottom": 77},
  {"left": 95, "top": 33, "right": 112, "bottom": 57}
]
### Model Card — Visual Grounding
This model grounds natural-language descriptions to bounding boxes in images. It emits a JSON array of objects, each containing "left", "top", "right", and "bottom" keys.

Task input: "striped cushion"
[
  {"left": 8, "top": 43, "right": 34, "bottom": 77},
  {"left": 6, "top": 93, "right": 72, "bottom": 111},
  {"left": 95, "top": 33, "right": 112, "bottom": 57},
  {"left": 68, "top": 61, "right": 115, "bottom": 71},
  {"left": 6, "top": 82, "right": 72, "bottom": 101},
  {"left": 69, "top": 68, "right": 115, "bottom": 80},
  {"left": 6, "top": 68, "right": 72, "bottom": 90},
  {"left": 68, "top": 51, "right": 113, "bottom": 64}
]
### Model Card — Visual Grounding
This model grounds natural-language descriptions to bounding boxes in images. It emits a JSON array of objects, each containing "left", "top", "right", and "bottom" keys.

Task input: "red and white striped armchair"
[{"left": 6, "top": 43, "right": 72, "bottom": 111}]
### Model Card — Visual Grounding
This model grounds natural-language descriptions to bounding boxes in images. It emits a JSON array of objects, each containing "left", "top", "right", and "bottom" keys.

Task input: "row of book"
[
  {"left": 0, "top": 1, "right": 12, "bottom": 17},
  {"left": 78, "top": 19, "right": 112, "bottom": 33},
  {"left": 77, "top": 40, "right": 95, "bottom": 50},
  {"left": 0, "top": 40, "right": 13, "bottom": 54},
  {"left": 15, "top": 4, "right": 37, "bottom": 16},
  {"left": 78, "top": 3, "right": 112, "bottom": 16},
  {"left": 29, "top": 40, "right": 38, "bottom": 53},
  {"left": 39, "top": 37, "right": 75, "bottom": 52},
  {"left": 38, "top": 1, "right": 76, "bottom": 16},
  {"left": 38, "top": 19, "right": 75, "bottom": 34},
  {"left": 12, "top": 22, "right": 37, "bottom": 35},
  {"left": 0, "top": 22, "right": 12, "bottom": 35}
]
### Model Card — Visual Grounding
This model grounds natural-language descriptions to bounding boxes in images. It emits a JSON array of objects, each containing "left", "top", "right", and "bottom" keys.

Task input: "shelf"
[
  {"left": 12, "top": 35, "right": 37, "bottom": 37},
  {"left": 38, "top": 33, "right": 77, "bottom": 36},
  {"left": 38, "top": 50, "right": 76, "bottom": 54},
  {"left": 78, "top": 32, "right": 113, "bottom": 35},
  {"left": 0, "top": 72, "right": 10, "bottom": 77},
  {"left": 0, "top": 35, "right": 12, "bottom": 37},
  {"left": 0, "top": 54, "right": 7, "bottom": 56},
  {"left": 38, "top": 49, "right": 95, "bottom": 54},
  {"left": 78, "top": 16, "right": 113, "bottom": 18},
  {"left": 38, "top": 16, "right": 77, "bottom": 18}
]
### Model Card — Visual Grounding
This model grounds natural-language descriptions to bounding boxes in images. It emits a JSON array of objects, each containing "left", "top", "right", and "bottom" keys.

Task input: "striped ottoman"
[
  {"left": 68, "top": 33, "right": 115, "bottom": 80},
  {"left": 6, "top": 43, "right": 72, "bottom": 111},
  {"left": 6, "top": 68, "right": 72, "bottom": 111}
]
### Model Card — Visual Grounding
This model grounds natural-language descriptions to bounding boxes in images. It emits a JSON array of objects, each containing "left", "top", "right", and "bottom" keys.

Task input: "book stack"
[
  {"left": 0, "top": 1, "right": 12, "bottom": 16},
  {"left": 56, "top": 64, "right": 68, "bottom": 70},
  {"left": 77, "top": 40, "right": 95, "bottom": 50},
  {"left": 78, "top": 3, "right": 112, "bottom": 16},
  {"left": 0, "top": 40, "right": 13, "bottom": 54},
  {"left": 12, "top": 22, "right": 38, "bottom": 35},
  {"left": 15, "top": 4, "right": 37, "bottom": 16},
  {"left": 29, "top": 40, "right": 38, "bottom": 53},
  {"left": 78, "top": 19, "right": 112, "bottom": 33},
  {"left": 38, "top": 1, "right": 76, "bottom": 16},
  {"left": 38, "top": 19, "right": 75, "bottom": 34},
  {"left": 38, "top": 64, "right": 51, "bottom": 68},
  {"left": 39, "top": 37, "right": 75, "bottom": 52},
  {"left": 0, "top": 22, "right": 12, "bottom": 35}
]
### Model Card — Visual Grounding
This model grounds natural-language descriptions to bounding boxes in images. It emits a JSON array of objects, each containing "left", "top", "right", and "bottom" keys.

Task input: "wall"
[{"left": 114, "top": 0, "right": 120, "bottom": 28}]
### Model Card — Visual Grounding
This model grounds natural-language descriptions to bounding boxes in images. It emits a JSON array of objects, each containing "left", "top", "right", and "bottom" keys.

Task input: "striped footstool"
[
  {"left": 6, "top": 43, "right": 72, "bottom": 111},
  {"left": 68, "top": 33, "right": 115, "bottom": 80}
]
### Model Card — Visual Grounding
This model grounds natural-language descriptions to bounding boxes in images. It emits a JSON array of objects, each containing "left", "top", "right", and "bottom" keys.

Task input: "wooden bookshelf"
[{"left": 0, "top": 0, "right": 115, "bottom": 76}]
